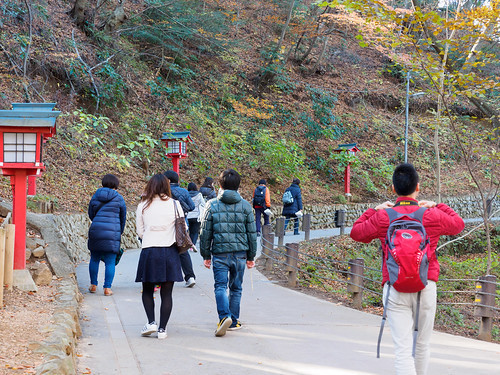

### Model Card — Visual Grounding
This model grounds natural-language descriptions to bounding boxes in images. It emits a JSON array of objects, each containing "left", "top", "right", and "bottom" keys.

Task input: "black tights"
[{"left": 142, "top": 281, "right": 174, "bottom": 330}]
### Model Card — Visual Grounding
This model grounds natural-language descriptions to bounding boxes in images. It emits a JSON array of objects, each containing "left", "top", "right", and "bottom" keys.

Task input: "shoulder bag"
[{"left": 173, "top": 200, "right": 194, "bottom": 254}]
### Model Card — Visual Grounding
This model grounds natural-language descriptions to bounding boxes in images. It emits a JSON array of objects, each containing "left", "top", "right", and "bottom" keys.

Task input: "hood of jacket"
[
  {"left": 218, "top": 189, "right": 242, "bottom": 205},
  {"left": 189, "top": 190, "right": 201, "bottom": 198},
  {"left": 94, "top": 187, "right": 119, "bottom": 203}
]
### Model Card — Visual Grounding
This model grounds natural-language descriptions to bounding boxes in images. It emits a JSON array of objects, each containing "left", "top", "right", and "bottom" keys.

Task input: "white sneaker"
[
  {"left": 185, "top": 277, "right": 196, "bottom": 288},
  {"left": 141, "top": 322, "right": 158, "bottom": 336},
  {"left": 157, "top": 328, "right": 167, "bottom": 340}
]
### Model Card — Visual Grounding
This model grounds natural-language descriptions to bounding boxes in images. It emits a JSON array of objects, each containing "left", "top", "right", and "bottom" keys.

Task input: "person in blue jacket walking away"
[
  {"left": 282, "top": 178, "right": 303, "bottom": 235},
  {"left": 87, "top": 174, "right": 127, "bottom": 296}
]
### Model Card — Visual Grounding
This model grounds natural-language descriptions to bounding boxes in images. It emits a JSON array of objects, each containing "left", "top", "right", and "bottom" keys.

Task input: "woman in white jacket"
[
  {"left": 135, "top": 174, "right": 184, "bottom": 339},
  {"left": 186, "top": 182, "right": 206, "bottom": 246}
]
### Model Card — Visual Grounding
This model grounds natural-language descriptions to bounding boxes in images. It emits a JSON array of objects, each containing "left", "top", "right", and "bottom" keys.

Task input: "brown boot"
[
  {"left": 89, "top": 285, "right": 97, "bottom": 293},
  {"left": 104, "top": 288, "right": 113, "bottom": 296}
]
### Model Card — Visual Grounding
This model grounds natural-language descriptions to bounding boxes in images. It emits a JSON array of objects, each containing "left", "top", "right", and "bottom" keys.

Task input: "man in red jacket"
[{"left": 350, "top": 163, "right": 464, "bottom": 375}]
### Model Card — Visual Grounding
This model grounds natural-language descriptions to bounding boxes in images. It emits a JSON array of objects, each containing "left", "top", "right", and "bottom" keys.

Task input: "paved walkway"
[{"left": 76, "top": 229, "right": 500, "bottom": 375}]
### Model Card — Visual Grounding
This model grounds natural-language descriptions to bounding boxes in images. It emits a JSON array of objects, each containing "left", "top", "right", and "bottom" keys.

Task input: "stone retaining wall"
[
  {"left": 53, "top": 212, "right": 140, "bottom": 264},
  {"left": 55, "top": 195, "right": 498, "bottom": 263}
]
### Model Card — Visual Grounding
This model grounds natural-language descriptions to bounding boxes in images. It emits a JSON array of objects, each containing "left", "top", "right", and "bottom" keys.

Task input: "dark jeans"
[
  {"left": 180, "top": 252, "right": 195, "bottom": 281},
  {"left": 212, "top": 251, "right": 246, "bottom": 322},
  {"left": 89, "top": 251, "right": 117, "bottom": 288},
  {"left": 284, "top": 214, "right": 300, "bottom": 234},
  {"left": 254, "top": 207, "right": 270, "bottom": 234},
  {"left": 188, "top": 218, "right": 201, "bottom": 245}
]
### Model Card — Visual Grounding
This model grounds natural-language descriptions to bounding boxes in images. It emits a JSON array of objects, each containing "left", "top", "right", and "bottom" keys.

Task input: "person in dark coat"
[
  {"left": 163, "top": 170, "right": 197, "bottom": 288},
  {"left": 88, "top": 174, "right": 127, "bottom": 296},
  {"left": 282, "top": 178, "right": 303, "bottom": 235},
  {"left": 200, "top": 177, "right": 217, "bottom": 201}
]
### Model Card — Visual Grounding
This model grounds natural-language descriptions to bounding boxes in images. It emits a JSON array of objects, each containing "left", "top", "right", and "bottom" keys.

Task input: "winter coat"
[
  {"left": 282, "top": 183, "right": 303, "bottom": 216},
  {"left": 88, "top": 187, "right": 127, "bottom": 254},
  {"left": 187, "top": 191, "right": 206, "bottom": 220},
  {"left": 200, "top": 186, "right": 216, "bottom": 201},
  {"left": 199, "top": 189, "right": 257, "bottom": 261},
  {"left": 252, "top": 185, "right": 271, "bottom": 208},
  {"left": 350, "top": 197, "right": 464, "bottom": 285},
  {"left": 170, "top": 183, "right": 195, "bottom": 214}
]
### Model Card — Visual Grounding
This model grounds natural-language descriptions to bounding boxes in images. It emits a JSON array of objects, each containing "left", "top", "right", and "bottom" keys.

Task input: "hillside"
[{"left": 0, "top": 0, "right": 496, "bottom": 212}]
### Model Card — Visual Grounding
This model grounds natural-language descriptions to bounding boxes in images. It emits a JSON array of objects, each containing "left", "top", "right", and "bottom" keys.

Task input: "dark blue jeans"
[
  {"left": 188, "top": 218, "right": 201, "bottom": 245},
  {"left": 89, "top": 251, "right": 117, "bottom": 288},
  {"left": 254, "top": 207, "right": 270, "bottom": 234},
  {"left": 284, "top": 214, "right": 299, "bottom": 234},
  {"left": 212, "top": 251, "right": 246, "bottom": 323}
]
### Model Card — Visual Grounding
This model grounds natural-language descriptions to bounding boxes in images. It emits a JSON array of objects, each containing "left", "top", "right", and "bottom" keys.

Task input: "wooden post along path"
[
  {"left": 285, "top": 243, "right": 299, "bottom": 287},
  {"left": 347, "top": 258, "right": 365, "bottom": 309},
  {"left": 474, "top": 275, "right": 497, "bottom": 341}
]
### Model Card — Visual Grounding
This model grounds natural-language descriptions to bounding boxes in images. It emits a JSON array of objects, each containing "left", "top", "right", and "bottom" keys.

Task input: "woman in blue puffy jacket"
[
  {"left": 87, "top": 174, "right": 127, "bottom": 296},
  {"left": 282, "top": 178, "right": 303, "bottom": 235}
]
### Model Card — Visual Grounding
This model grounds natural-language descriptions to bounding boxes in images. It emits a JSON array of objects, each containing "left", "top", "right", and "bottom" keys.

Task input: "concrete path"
[{"left": 76, "top": 229, "right": 500, "bottom": 375}]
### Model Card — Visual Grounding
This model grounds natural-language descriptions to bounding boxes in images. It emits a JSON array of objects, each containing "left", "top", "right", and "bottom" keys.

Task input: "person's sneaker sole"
[
  {"left": 215, "top": 317, "right": 232, "bottom": 337},
  {"left": 227, "top": 325, "right": 242, "bottom": 331},
  {"left": 141, "top": 324, "right": 158, "bottom": 336}
]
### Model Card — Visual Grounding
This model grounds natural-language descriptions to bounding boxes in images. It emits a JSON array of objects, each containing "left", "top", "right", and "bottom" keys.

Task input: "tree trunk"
[
  {"left": 70, "top": 0, "right": 88, "bottom": 28},
  {"left": 104, "top": 0, "right": 127, "bottom": 32},
  {"left": 310, "top": 36, "right": 329, "bottom": 73},
  {"left": 276, "top": 0, "right": 296, "bottom": 54}
]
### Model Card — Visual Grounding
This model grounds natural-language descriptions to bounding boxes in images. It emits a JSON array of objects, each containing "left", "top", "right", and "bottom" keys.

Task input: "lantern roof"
[
  {"left": 334, "top": 143, "right": 359, "bottom": 152},
  {"left": 0, "top": 103, "right": 60, "bottom": 128},
  {"left": 161, "top": 131, "right": 193, "bottom": 143}
]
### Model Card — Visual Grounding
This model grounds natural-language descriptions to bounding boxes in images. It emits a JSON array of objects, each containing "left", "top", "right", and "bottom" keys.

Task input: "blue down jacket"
[
  {"left": 282, "top": 183, "right": 303, "bottom": 216},
  {"left": 87, "top": 187, "right": 127, "bottom": 254}
]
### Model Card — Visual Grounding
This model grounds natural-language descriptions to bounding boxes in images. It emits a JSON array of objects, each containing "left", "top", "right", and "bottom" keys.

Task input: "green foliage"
[
  {"left": 62, "top": 110, "right": 112, "bottom": 155},
  {"left": 96, "top": 61, "right": 127, "bottom": 107},
  {"left": 146, "top": 76, "right": 191, "bottom": 102},
  {"left": 250, "top": 129, "right": 307, "bottom": 181},
  {"left": 303, "top": 86, "right": 343, "bottom": 140},
  {"left": 440, "top": 225, "right": 500, "bottom": 257}
]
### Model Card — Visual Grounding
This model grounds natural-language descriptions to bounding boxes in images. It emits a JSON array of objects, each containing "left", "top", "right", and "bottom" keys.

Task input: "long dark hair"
[{"left": 141, "top": 174, "right": 171, "bottom": 213}]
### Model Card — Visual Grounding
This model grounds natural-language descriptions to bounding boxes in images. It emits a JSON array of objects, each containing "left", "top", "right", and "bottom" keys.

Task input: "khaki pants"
[{"left": 383, "top": 281, "right": 437, "bottom": 375}]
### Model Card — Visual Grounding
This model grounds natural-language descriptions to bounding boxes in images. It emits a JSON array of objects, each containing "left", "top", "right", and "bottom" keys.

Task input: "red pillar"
[
  {"left": 171, "top": 156, "right": 180, "bottom": 175},
  {"left": 11, "top": 170, "right": 28, "bottom": 270},
  {"left": 344, "top": 164, "right": 351, "bottom": 195},
  {"left": 27, "top": 175, "right": 36, "bottom": 196}
]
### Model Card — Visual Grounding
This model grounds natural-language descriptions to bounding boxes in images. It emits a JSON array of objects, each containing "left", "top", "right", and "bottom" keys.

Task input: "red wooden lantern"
[
  {"left": 333, "top": 143, "right": 360, "bottom": 197},
  {"left": 0, "top": 103, "right": 60, "bottom": 270},
  {"left": 160, "top": 131, "right": 193, "bottom": 176}
]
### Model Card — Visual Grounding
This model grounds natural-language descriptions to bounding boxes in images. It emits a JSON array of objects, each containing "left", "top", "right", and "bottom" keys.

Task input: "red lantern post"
[
  {"left": 160, "top": 131, "right": 193, "bottom": 177},
  {"left": 333, "top": 143, "right": 360, "bottom": 197},
  {"left": 0, "top": 103, "right": 60, "bottom": 270}
]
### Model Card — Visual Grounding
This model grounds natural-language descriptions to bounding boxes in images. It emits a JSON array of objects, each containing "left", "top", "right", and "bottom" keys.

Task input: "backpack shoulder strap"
[
  {"left": 385, "top": 207, "right": 402, "bottom": 223},
  {"left": 408, "top": 207, "right": 427, "bottom": 222}
]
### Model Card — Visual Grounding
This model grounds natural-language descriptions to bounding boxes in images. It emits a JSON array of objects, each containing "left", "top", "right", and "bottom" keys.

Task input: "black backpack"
[{"left": 253, "top": 186, "right": 266, "bottom": 207}]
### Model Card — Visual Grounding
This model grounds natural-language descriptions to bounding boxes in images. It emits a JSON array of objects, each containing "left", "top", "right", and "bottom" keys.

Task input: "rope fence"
[{"left": 259, "top": 223, "right": 499, "bottom": 341}]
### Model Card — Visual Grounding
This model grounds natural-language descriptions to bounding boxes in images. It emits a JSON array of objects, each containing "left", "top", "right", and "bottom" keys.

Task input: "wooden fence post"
[
  {"left": 4, "top": 223, "right": 15, "bottom": 291},
  {"left": 275, "top": 217, "right": 285, "bottom": 248},
  {"left": 474, "top": 275, "right": 497, "bottom": 341},
  {"left": 347, "top": 258, "right": 365, "bottom": 309},
  {"left": 0, "top": 228, "right": 6, "bottom": 308},
  {"left": 261, "top": 224, "right": 272, "bottom": 260},
  {"left": 285, "top": 243, "right": 299, "bottom": 288},
  {"left": 302, "top": 214, "right": 311, "bottom": 241}
]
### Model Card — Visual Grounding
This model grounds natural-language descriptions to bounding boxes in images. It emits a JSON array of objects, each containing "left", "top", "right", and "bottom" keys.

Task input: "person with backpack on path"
[
  {"left": 199, "top": 169, "right": 257, "bottom": 337},
  {"left": 282, "top": 178, "right": 303, "bottom": 235},
  {"left": 252, "top": 179, "right": 271, "bottom": 236},
  {"left": 350, "top": 163, "right": 464, "bottom": 375},
  {"left": 163, "top": 170, "right": 197, "bottom": 288}
]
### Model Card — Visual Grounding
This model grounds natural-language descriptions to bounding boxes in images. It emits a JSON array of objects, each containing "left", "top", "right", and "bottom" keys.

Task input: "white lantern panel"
[{"left": 3, "top": 132, "right": 38, "bottom": 163}]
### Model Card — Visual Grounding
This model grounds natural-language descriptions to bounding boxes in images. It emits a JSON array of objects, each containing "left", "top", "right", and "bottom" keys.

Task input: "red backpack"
[
  {"left": 385, "top": 207, "right": 430, "bottom": 293},
  {"left": 377, "top": 206, "right": 430, "bottom": 358}
]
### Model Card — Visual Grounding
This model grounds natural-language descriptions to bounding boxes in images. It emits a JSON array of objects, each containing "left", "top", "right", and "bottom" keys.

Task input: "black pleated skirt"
[{"left": 135, "top": 246, "right": 183, "bottom": 283}]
